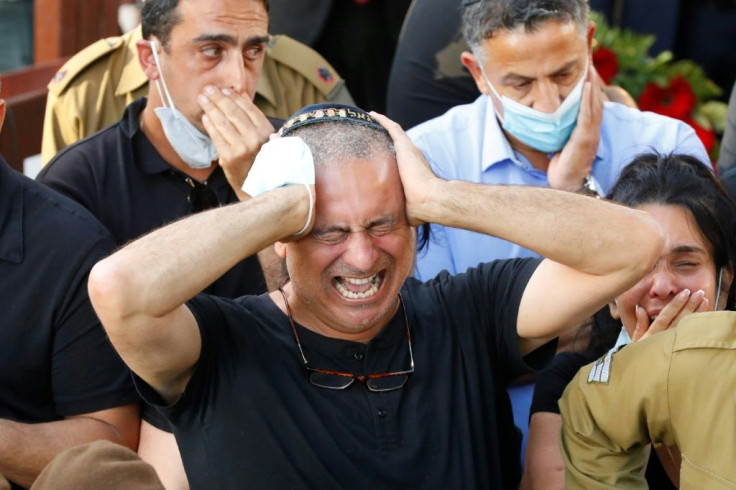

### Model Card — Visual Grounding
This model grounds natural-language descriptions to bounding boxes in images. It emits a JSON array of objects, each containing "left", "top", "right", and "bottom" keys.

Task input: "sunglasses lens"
[
  {"left": 309, "top": 372, "right": 355, "bottom": 390},
  {"left": 366, "top": 374, "right": 409, "bottom": 393},
  {"left": 188, "top": 185, "right": 220, "bottom": 212}
]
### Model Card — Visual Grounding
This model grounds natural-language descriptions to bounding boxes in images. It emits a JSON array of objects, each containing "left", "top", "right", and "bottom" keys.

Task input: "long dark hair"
[{"left": 589, "top": 152, "right": 736, "bottom": 352}]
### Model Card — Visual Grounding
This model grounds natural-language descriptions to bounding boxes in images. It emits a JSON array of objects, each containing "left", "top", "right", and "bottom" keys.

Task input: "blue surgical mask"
[
  {"left": 150, "top": 41, "right": 218, "bottom": 169},
  {"left": 479, "top": 59, "right": 587, "bottom": 153}
]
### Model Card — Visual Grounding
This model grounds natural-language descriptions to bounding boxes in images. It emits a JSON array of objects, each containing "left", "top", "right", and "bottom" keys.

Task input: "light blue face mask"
[
  {"left": 150, "top": 41, "right": 218, "bottom": 170},
  {"left": 479, "top": 58, "right": 587, "bottom": 153}
]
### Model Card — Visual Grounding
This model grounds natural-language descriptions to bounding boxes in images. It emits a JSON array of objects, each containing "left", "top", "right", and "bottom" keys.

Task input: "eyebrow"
[
  {"left": 669, "top": 245, "right": 707, "bottom": 256},
  {"left": 313, "top": 216, "right": 397, "bottom": 235},
  {"left": 501, "top": 60, "right": 579, "bottom": 85},
  {"left": 192, "top": 34, "right": 269, "bottom": 48}
]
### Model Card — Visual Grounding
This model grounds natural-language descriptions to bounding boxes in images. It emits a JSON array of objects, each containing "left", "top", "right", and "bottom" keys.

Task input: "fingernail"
[
  {"left": 198, "top": 94, "right": 209, "bottom": 104},
  {"left": 221, "top": 87, "right": 232, "bottom": 96},
  {"left": 679, "top": 289, "right": 691, "bottom": 297},
  {"left": 204, "top": 85, "right": 216, "bottom": 95},
  {"left": 694, "top": 289, "right": 705, "bottom": 298}
]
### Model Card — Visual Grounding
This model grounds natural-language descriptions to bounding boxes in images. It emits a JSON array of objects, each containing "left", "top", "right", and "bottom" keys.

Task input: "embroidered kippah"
[{"left": 279, "top": 103, "right": 388, "bottom": 136}]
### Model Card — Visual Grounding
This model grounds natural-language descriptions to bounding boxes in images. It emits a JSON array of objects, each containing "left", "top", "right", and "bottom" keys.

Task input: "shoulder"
[
  {"left": 48, "top": 28, "right": 140, "bottom": 96},
  {"left": 602, "top": 102, "right": 697, "bottom": 138},
  {"left": 18, "top": 173, "right": 113, "bottom": 247},
  {"left": 264, "top": 35, "right": 345, "bottom": 98},
  {"left": 48, "top": 37, "right": 124, "bottom": 96},
  {"left": 409, "top": 96, "right": 487, "bottom": 137},
  {"left": 600, "top": 102, "right": 709, "bottom": 165}
]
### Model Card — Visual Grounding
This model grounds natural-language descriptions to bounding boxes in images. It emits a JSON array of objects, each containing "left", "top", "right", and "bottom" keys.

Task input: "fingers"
[
  {"left": 632, "top": 289, "right": 708, "bottom": 342},
  {"left": 199, "top": 85, "right": 274, "bottom": 156},
  {"left": 199, "top": 85, "right": 275, "bottom": 193},
  {"left": 668, "top": 289, "right": 707, "bottom": 327},
  {"left": 632, "top": 305, "right": 651, "bottom": 342}
]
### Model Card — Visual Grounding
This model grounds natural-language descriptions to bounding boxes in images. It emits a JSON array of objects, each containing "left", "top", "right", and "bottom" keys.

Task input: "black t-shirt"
[
  {"left": 136, "top": 258, "right": 556, "bottom": 489},
  {"left": 0, "top": 159, "right": 139, "bottom": 487},
  {"left": 36, "top": 97, "right": 267, "bottom": 299}
]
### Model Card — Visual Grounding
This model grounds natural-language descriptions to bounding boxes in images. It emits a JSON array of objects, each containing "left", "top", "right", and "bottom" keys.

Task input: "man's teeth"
[{"left": 335, "top": 275, "right": 381, "bottom": 299}]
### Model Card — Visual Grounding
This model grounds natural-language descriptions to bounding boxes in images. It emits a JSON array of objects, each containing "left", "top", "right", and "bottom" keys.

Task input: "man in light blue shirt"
[
  {"left": 407, "top": 0, "right": 709, "bottom": 467},
  {"left": 409, "top": 0, "right": 709, "bottom": 281}
]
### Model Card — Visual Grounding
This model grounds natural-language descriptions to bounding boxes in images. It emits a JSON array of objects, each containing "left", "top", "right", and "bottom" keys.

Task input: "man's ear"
[
  {"left": 460, "top": 50, "right": 490, "bottom": 96},
  {"left": 0, "top": 99, "right": 5, "bottom": 134},
  {"left": 608, "top": 299, "right": 620, "bottom": 320},
  {"left": 586, "top": 21, "right": 596, "bottom": 54},
  {"left": 136, "top": 38, "right": 160, "bottom": 80},
  {"left": 274, "top": 241, "right": 287, "bottom": 260}
]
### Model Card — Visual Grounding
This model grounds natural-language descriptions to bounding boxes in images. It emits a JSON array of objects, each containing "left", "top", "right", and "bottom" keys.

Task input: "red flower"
[
  {"left": 592, "top": 46, "right": 619, "bottom": 85},
  {"left": 638, "top": 75, "right": 697, "bottom": 121},
  {"left": 684, "top": 117, "right": 717, "bottom": 156}
]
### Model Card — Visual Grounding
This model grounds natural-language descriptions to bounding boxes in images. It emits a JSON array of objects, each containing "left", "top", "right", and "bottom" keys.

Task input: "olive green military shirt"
[
  {"left": 560, "top": 311, "right": 736, "bottom": 489},
  {"left": 41, "top": 26, "right": 353, "bottom": 164}
]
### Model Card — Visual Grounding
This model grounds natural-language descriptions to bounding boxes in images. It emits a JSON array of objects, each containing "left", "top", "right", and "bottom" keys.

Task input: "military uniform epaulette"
[
  {"left": 266, "top": 35, "right": 344, "bottom": 98},
  {"left": 47, "top": 36, "right": 125, "bottom": 96}
]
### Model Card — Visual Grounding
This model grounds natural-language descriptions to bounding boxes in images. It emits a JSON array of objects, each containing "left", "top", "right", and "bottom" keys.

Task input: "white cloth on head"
[{"left": 242, "top": 137, "right": 315, "bottom": 197}]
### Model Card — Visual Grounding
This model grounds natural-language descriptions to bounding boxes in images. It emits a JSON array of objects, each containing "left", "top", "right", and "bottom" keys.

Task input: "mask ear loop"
[
  {"left": 715, "top": 267, "right": 723, "bottom": 310},
  {"left": 150, "top": 40, "right": 176, "bottom": 111}
]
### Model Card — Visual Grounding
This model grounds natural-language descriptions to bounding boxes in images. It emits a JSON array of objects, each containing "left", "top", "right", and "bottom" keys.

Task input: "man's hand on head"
[
  {"left": 371, "top": 112, "right": 440, "bottom": 227},
  {"left": 547, "top": 63, "right": 604, "bottom": 192},
  {"left": 199, "top": 85, "right": 275, "bottom": 199}
]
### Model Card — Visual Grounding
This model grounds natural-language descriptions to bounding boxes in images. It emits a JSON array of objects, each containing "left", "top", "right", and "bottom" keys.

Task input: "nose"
[
  {"left": 531, "top": 80, "right": 562, "bottom": 113},
  {"left": 341, "top": 231, "right": 379, "bottom": 272},
  {"left": 647, "top": 269, "right": 681, "bottom": 300},
  {"left": 225, "top": 52, "right": 248, "bottom": 94}
]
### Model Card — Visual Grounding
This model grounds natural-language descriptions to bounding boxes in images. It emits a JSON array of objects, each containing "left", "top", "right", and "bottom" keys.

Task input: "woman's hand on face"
[{"left": 632, "top": 289, "right": 709, "bottom": 342}]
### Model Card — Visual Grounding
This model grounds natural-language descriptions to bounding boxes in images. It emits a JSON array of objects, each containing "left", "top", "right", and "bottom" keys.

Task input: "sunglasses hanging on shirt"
[{"left": 184, "top": 176, "right": 220, "bottom": 213}]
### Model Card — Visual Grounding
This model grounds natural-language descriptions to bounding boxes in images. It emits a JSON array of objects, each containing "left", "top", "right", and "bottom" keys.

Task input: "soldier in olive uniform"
[{"left": 560, "top": 311, "right": 736, "bottom": 489}]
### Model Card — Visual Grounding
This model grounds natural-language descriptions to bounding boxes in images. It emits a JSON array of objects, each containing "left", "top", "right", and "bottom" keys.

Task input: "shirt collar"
[
  {"left": 0, "top": 158, "right": 24, "bottom": 263},
  {"left": 120, "top": 98, "right": 176, "bottom": 175},
  {"left": 480, "top": 96, "right": 522, "bottom": 172}
]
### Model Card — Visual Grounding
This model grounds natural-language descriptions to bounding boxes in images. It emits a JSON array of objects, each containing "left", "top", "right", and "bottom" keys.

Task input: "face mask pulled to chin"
[
  {"left": 150, "top": 41, "right": 218, "bottom": 169},
  {"left": 482, "top": 61, "right": 587, "bottom": 153}
]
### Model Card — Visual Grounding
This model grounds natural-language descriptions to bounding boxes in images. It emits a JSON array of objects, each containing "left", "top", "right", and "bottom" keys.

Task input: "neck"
[
  {"left": 504, "top": 128, "right": 551, "bottom": 172},
  {"left": 140, "top": 98, "right": 218, "bottom": 182}
]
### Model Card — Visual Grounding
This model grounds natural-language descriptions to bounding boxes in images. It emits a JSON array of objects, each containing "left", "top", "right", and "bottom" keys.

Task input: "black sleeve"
[
  {"left": 529, "top": 351, "right": 599, "bottom": 416},
  {"left": 52, "top": 235, "right": 140, "bottom": 415}
]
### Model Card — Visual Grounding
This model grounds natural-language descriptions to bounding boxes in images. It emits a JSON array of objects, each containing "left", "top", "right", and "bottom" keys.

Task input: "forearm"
[
  {"left": 0, "top": 415, "right": 136, "bottom": 488},
  {"left": 90, "top": 185, "right": 308, "bottom": 319},
  {"left": 420, "top": 181, "right": 662, "bottom": 276}
]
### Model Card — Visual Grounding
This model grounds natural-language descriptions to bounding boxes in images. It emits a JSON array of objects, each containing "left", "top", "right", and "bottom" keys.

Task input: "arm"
[
  {"left": 88, "top": 184, "right": 313, "bottom": 403},
  {"left": 373, "top": 112, "right": 663, "bottom": 355},
  {"left": 0, "top": 405, "right": 139, "bottom": 488},
  {"left": 520, "top": 412, "right": 565, "bottom": 490}
]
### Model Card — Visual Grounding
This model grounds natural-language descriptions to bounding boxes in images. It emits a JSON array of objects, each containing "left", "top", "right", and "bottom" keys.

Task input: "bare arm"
[
  {"left": 372, "top": 112, "right": 663, "bottom": 355},
  {"left": 520, "top": 412, "right": 565, "bottom": 490},
  {"left": 0, "top": 405, "right": 139, "bottom": 488},
  {"left": 88, "top": 185, "right": 313, "bottom": 403}
]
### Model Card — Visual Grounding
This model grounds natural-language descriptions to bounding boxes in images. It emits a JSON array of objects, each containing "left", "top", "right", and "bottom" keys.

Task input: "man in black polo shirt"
[
  {"left": 88, "top": 103, "right": 664, "bottom": 489},
  {"left": 0, "top": 84, "right": 139, "bottom": 489},
  {"left": 36, "top": 0, "right": 280, "bottom": 487}
]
